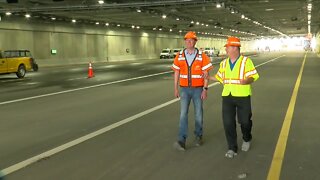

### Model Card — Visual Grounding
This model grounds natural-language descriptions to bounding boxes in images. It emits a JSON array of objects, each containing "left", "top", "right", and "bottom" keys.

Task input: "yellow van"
[{"left": 0, "top": 50, "right": 38, "bottom": 78}]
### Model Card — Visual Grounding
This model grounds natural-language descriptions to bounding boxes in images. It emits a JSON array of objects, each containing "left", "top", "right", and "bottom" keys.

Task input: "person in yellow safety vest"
[
  {"left": 171, "top": 31, "right": 213, "bottom": 151},
  {"left": 208, "top": 36, "right": 259, "bottom": 158}
]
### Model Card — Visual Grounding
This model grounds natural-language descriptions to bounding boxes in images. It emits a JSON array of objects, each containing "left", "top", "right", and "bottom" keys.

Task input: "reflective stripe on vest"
[
  {"left": 221, "top": 59, "right": 227, "bottom": 79},
  {"left": 223, "top": 79, "right": 241, "bottom": 84},
  {"left": 216, "top": 71, "right": 222, "bottom": 79},
  {"left": 239, "top": 56, "right": 248, "bottom": 80},
  {"left": 195, "top": 51, "right": 203, "bottom": 61},
  {"left": 191, "top": 75, "right": 202, "bottom": 78},
  {"left": 180, "top": 74, "right": 202, "bottom": 79},
  {"left": 180, "top": 75, "right": 188, "bottom": 78},
  {"left": 172, "top": 64, "right": 180, "bottom": 70},
  {"left": 245, "top": 69, "right": 257, "bottom": 78},
  {"left": 202, "top": 63, "right": 212, "bottom": 71},
  {"left": 178, "top": 51, "right": 185, "bottom": 61}
]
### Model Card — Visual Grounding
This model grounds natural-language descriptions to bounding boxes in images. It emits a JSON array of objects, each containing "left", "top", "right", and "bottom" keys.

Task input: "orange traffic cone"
[{"left": 88, "top": 62, "right": 94, "bottom": 78}]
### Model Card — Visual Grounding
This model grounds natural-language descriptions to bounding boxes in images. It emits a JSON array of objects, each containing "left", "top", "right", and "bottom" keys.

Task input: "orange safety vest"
[{"left": 171, "top": 48, "right": 213, "bottom": 87}]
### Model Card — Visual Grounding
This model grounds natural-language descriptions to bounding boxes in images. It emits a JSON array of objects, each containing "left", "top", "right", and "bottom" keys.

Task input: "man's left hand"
[{"left": 201, "top": 89, "right": 207, "bottom": 100}]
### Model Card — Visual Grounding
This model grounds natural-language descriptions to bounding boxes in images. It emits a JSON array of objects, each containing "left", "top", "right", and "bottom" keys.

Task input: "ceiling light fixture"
[
  {"left": 5, "top": 12, "right": 12, "bottom": 16},
  {"left": 307, "top": 3, "right": 312, "bottom": 34},
  {"left": 307, "top": 3, "right": 312, "bottom": 11},
  {"left": 25, "top": 14, "right": 31, "bottom": 18},
  {"left": 98, "top": 0, "right": 104, "bottom": 4}
]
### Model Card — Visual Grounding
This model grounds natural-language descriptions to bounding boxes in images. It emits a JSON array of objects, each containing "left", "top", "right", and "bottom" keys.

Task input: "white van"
[
  {"left": 204, "top": 47, "right": 214, "bottom": 57},
  {"left": 160, "top": 48, "right": 171, "bottom": 59},
  {"left": 204, "top": 47, "right": 220, "bottom": 57}
]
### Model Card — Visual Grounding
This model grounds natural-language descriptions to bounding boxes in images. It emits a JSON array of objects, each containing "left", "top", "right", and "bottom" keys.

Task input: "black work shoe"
[
  {"left": 195, "top": 136, "right": 203, "bottom": 147},
  {"left": 173, "top": 141, "right": 186, "bottom": 151}
]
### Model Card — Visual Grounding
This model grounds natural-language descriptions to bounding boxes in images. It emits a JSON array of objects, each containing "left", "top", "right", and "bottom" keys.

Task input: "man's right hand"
[{"left": 174, "top": 88, "right": 180, "bottom": 98}]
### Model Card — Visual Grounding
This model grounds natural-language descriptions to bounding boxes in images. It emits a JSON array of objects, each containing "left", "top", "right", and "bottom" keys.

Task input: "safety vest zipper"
[{"left": 185, "top": 51, "right": 198, "bottom": 87}]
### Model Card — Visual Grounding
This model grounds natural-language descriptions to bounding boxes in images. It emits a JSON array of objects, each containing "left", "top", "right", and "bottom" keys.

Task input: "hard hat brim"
[
  {"left": 184, "top": 38, "right": 198, "bottom": 41},
  {"left": 224, "top": 43, "right": 241, "bottom": 47}
]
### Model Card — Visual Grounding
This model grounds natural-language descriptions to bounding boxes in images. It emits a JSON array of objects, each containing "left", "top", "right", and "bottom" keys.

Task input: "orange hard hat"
[
  {"left": 184, "top": 31, "right": 198, "bottom": 41},
  {"left": 224, "top": 36, "right": 241, "bottom": 47}
]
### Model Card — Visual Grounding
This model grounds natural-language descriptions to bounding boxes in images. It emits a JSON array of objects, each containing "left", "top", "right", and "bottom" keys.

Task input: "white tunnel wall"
[
  {"left": 0, "top": 19, "right": 255, "bottom": 66},
  {"left": 316, "top": 32, "right": 320, "bottom": 56}
]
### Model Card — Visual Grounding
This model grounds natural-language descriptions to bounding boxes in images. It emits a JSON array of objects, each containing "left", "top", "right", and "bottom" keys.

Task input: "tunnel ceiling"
[{"left": 0, "top": 0, "right": 319, "bottom": 39}]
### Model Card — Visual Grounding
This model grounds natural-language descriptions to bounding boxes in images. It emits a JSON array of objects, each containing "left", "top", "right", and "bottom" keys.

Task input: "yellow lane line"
[{"left": 267, "top": 53, "right": 307, "bottom": 180}]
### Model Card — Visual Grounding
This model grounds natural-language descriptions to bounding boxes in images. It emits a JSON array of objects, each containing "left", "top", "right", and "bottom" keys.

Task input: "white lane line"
[
  {"left": 256, "top": 55, "right": 285, "bottom": 67},
  {"left": 0, "top": 71, "right": 172, "bottom": 106},
  {"left": 0, "top": 79, "right": 24, "bottom": 83},
  {"left": 67, "top": 77, "right": 87, "bottom": 81},
  {"left": 130, "top": 62, "right": 143, "bottom": 66},
  {"left": 102, "top": 65, "right": 118, "bottom": 68},
  {"left": 25, "top": 82, "right": 39, "bottom": 85},
  {"left": 0, "top": 55, "right": 284, "bottom": 177}
]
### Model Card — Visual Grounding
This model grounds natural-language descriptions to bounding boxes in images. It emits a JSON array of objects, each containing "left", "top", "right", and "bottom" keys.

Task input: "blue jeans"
[{"left": 178, "top": 87, "right": 203, "bottom": 143}]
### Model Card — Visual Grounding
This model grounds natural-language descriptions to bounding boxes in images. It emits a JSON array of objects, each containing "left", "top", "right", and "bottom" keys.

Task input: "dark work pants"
[{"left": 222, "top": 95, "right": 253, "bottom": 152}]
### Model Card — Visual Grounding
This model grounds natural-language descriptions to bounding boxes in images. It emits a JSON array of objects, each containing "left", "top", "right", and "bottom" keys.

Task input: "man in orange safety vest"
[{"left": 171, "top": 31, "right": 213, "bottom": 151}]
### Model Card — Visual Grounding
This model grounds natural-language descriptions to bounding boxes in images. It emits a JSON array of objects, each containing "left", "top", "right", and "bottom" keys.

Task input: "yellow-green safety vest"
[{"left": 215, "top": 55, "right": 259, "bottom": 97}]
